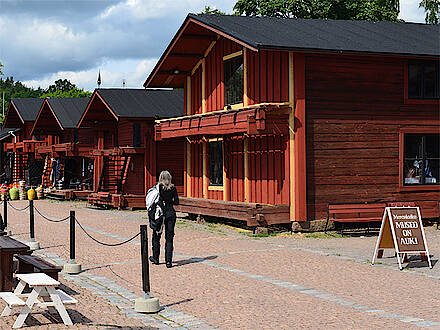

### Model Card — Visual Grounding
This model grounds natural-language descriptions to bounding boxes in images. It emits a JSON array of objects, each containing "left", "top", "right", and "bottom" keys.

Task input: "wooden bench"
[
  {"left": 15, "top": 255, "right": 62, "bottom": 280},
  {"left": 88, "top": 191, "right": 112, "bottom": 207},
  {"left": 325, "top": 202, "right": 387, "bottom": 233}
]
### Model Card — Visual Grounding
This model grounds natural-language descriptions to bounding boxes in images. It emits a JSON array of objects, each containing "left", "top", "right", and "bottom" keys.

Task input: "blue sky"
[{"left": 0, "top": 0, "right": 428, "bottom": 92}]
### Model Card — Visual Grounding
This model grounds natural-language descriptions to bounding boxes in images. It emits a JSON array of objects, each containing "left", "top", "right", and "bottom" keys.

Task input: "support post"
[
  {"left": 28, "top": 200, "right": 40, "bottom": 250},
  {"left": 0, "top": 201, "right": 5, "bottom": 232},
  {"left": 186, "top": 141, "right": 191, "bottom": 197},
  {"left": 135, "top": 225, "right": 160, "bottom": 313},
  {"left": 3, "top": 199, "right": 6, "bottom": 231},
  {"left": 288, "top": 52, "right": 295, "bottom": 222},
  {"left": 63, "top": 210, "right": 82, "bottom": 274},
  {"left": 244, "top": 137, "right": 249, "bottom": 202},
  {"left": 202, "top": 142, "right": 208, "bottom": 198}
]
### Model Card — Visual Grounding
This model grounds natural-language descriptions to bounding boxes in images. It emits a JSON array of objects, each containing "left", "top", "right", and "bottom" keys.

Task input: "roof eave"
[{"left": 143, "top": 14, "right": 258, "bottom": 88}]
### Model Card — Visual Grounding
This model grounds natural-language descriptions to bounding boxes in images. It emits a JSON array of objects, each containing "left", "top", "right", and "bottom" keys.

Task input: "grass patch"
[{"left": 301, "top": 232, "right": 347, "bottom": 239}]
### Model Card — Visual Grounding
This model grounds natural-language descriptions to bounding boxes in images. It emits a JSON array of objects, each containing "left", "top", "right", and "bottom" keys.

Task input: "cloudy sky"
[{"left": 0, "top": 0, "right": 427, "bottom": 92}]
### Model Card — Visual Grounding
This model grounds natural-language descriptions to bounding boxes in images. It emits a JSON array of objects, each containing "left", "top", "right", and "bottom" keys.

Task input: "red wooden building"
[
  {"left": 2, "top": 98, "right": 45, "bottom": 183},
  {"left": 31, "top": 97, "right": 93, "bottom": 196},
  {"left": 145, "top": 14, "right": 440, "bottom": 228},
  {"left": 77, "top": 88, "right": 184, "bottom": 208}
]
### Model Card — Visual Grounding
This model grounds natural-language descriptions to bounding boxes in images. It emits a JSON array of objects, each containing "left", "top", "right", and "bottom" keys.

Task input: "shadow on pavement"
[
  {"left": 162, "top": 298, "right": 194, "bottom": 308},
  {"left": 174, "top": 255, "right": 217, "bottom": 267}
]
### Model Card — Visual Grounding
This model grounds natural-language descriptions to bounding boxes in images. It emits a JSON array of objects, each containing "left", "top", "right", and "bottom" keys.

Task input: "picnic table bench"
[
  {"left": 0, "top": 273, "right": 77, "bottom": 328},
  {"left": 325, "top": 202, "right": 387, "bottom": 233},
  {"left": 15, "top": 254, "right": 62, "bottom": 280},
  {"left": 0, "top": 237, "right": 30, "bottom": 291}
]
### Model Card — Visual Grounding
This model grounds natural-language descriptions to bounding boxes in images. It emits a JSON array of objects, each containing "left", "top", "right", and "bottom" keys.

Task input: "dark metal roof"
[
  {"left": 189, "top": 14, "right": 440, "bottom": 57},
  {"left": 10, "top": 98, "right": 44, "bottom": 122},
  {"left": 96, "top": 88, "right": 184, "bottom": 118},
  {"left": 46, "top": 98, "right": 89, "bottom": 129}
]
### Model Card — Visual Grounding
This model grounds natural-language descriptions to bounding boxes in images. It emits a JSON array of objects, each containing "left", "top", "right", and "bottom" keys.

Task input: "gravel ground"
[{"left": 0, "top": 199, "right": 439, "bottom": 329}]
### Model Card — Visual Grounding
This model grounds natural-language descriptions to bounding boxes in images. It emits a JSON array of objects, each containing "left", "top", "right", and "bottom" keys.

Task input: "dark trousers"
[{"left": 152, "top": 215, "right": 176, "bottom": 263}]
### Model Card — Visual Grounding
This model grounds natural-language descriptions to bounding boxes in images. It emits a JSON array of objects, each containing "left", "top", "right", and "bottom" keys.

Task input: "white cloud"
[
  {"left": 399, "top": 0, "right": 426, "bottom": 23},
  {"left": 100, "top": 0, "right": 235, "bottom": 20},
  {"left": 22, "top": 58, "right": 158, "bottom": 91}
]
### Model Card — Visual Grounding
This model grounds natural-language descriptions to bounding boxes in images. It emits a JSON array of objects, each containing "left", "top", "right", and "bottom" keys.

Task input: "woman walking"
[{"left": 149, "top": 170, "right": 179, "bottom": 268}]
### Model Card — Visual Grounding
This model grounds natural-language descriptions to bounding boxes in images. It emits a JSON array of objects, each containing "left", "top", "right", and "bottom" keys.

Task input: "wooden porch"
[
  {"left": 36, "top": 143, "right": 95, "bottom": 157},
  {"left": 87, "top": 192, "right": 145, "bottom": 209},
  {"left": 4, "top": 140, "right": 46, "bottom": 153},
  {"left": 176, "top": 197, "right": 290, "bottom": 227}
]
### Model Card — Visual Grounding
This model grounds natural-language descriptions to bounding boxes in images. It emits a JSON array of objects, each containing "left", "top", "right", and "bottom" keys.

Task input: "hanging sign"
[{"left": 372, "top": 206, "right": 432, "bottom": 270}]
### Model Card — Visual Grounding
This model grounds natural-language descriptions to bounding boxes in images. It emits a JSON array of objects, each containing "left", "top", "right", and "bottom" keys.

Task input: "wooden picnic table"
[
  {"left": 0, "top": 236, "right": 30, "bottom": 291},
  {"left": 0, "top": 273, "right": 77, "bottom": 328}
]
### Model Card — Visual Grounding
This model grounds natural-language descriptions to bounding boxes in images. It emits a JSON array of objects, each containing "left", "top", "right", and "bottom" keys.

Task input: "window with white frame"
[{"left": 403, "top": 133, "right": 439, "bottom": 186}]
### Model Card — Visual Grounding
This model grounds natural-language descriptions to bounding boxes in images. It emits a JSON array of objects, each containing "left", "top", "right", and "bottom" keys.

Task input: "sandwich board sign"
[{"left": 372, "top": 206, "right": 432, "bottom": 270}]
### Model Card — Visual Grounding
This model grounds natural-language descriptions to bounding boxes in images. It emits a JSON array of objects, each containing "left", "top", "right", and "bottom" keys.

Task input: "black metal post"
[
  {"left": 0, "top": 202, "right": 4, "bottom": 231},
  {"left": 140, "top": 225, "right": 150, "bottom": 294},
  {"left": 29, "top": 200, "right": 34, "bottom": 240},
  {"left": 3, "top": 198, "right": 7, "bottom": 231},
  {"left": 70, "top": 211, "right": 75, "bottom": 262}
]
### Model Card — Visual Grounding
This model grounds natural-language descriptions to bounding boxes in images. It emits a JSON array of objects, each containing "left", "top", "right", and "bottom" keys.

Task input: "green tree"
[
  {"left": 46, "top": 79, "right": 76, "bottom": 94},
  {"left": 201, "top": 5, "right": 227, "bottom": 14},
  {"left": 40, "top": 87, "right": 91, "bottom": 98},
  {"left": 0, "top": 61, "right": 3, "bottom": 76},
  {"left": 419, "top": 0, "right": 439, "bottom": 24},
  {"left": 0, "top": 76, "right": 45, "bottom": 124},
  {"left": 40, "top": 79, "right": 91, "bottom": 98},
  {"left": 233, "top": 0, "right": 400, "bottom": 21}
]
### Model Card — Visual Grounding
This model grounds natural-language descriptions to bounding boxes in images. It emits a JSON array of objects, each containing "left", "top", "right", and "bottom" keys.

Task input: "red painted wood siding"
[
  {"left": 191, "top": 67, "right": 203, "bottom": 114},
  {"left": 191, "top": 142, "right": 203, "bottom": 198},
  {"left": 118, "top": 119, "right": 152, "bottom": 148},
  {"left": 156, "top": 139, "right": 185, "bottom": 194},
  {"left": 247, "top": 50, "right": 289, "bottom": 105},
  {"left": 247, "top": 133, "right": 289, "bottom": 205},
  {"left": 77, "top": 128, "right": 95, "bottom": 145},
  {"left": 306, "top": 54, "right": 440, "bottom": 220},
  {"left": 122, "top": 155, "right": 145, "bottom": 195},
  {"left": 226, "top": 136, "right": 244, "bottom": 202},
  {"left": 188, "top": 129, "right": 290, "bottom": 205},
  {"left": 192, "top": 38, "right": 289, "bottom": 115}
]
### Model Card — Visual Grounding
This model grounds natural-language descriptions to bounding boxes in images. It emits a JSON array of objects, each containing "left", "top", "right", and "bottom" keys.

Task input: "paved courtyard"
[{"left": 1, "top": 199, "right": 439, "bottom": 329}]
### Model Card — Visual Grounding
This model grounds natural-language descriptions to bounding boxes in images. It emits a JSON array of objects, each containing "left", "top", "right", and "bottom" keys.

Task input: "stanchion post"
[
  {"left": 0, "top": 202, "right": 5, "bottom": 232},
  {"left": 141, "top": 224, "right": 150, "bottom": 294},
  {"left": 3, "top": 199, "right": 10, "bottom": 235},
  {"left": 135, "top": 224, "right": 160, "bottom": 313},
  {"left": 63, "top": 210, "right": 82, "bottom": 274},
  {"left": 28, "top": 200, "right": 40, "bottom": 250}
]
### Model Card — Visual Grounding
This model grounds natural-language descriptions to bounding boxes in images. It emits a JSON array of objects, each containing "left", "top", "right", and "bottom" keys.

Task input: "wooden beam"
[
  {"left": 294, "top": 53, "right": 307, "bottom": 222},
  {"left": 181, "top": 34, "right": 217, "bottom": 40},
  {"left": 186, "top": 76, "right": 191, "bottom": 116},
  {"left": 243, "top": 48, "right": 250, "bottom": 107},
  {"left": 186, "top": 141, "right": 191, "bottom": 197},
  {"left": 202, "top": 142, "right": 208, "bottom": 198},
  {"left": 191, "top": 39, "right": 217, "bottom": 76},
  {"left": 169, "top": 53, "right": 204, "bottom": 58},
  {"left": 244, "top": 136, "right": 249, "bottom": 202},
  {"left": 155, "top": 102, "right": 290, "bottom": 123},
  {"left": 158, "top": 70, "right": 190, "bottom": 75},
  {"left": 202, "top": 58, "right": 206, "bottom": 114},
  {"left": 289, "top": 51, "right": 295, "bottom": 222},
  {"left": 223, "top": 50, "right": 243, "bottom": 61},
  {"left": 223, "top": 140, "right": 230, "bottom": 201}
]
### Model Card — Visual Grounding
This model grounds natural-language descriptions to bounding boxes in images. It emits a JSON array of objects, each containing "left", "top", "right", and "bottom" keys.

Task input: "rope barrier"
[
  {"left": 34, "top": 206, "right": 70, "bottom": 223},
  {"left": 7, "top": 201, "right": 30, "bottom": 212},
  {"left": 74, "top": 217, "right": 140, "bottom": 247}
]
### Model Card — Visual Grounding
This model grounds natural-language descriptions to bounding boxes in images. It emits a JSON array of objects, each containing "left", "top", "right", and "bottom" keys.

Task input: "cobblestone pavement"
[{"left": 1, "top": 199, "right": 439, "bottom": 329}]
